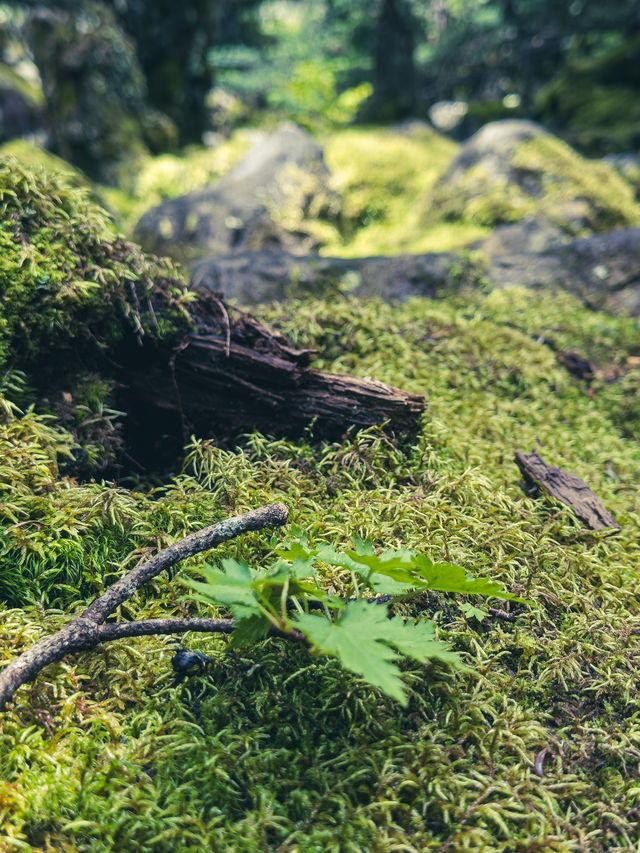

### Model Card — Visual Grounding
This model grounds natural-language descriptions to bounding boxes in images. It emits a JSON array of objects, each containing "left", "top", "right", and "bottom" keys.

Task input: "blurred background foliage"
[{"left": 1, "top": 0, "right": 639, "bottom": 186}]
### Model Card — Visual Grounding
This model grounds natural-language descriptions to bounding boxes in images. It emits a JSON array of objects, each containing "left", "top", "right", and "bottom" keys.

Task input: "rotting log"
[
  {"left": 514, "top": 449, "right": 619, "bottom": 531},
  {"left": 123, "top": 295, "right": 426, "bottom": 446},
  {"left": 0, "top": 503, "right": 290, "bottom": 712}
]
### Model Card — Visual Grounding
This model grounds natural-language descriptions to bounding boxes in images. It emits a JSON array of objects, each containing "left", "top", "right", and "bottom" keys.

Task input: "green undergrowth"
[
  {"left": 1, "top": 132, "right": 252, "bottom": 235},
  {"left": 2, "top": 284, "right": 640, "bottom": 850},
  {"left": 321, "top": 124, "right": 489, "bottom": 256}
]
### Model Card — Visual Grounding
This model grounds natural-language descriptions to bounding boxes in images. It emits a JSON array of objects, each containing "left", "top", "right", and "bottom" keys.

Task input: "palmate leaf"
[
  {"left": 278, "top": 538, "right": 524, "bottom": 602},
  {"left": 294, "top": 601, "right": 461, "bottom": 706},
  {"left": 229, "top": 613, "right": 272, "bottom": 648},
  {"left": 409, "top": 556, "right": 523, "bottom": 601},
  {"left": 182, "top": 558, "right": 262, "bottom": 619}
]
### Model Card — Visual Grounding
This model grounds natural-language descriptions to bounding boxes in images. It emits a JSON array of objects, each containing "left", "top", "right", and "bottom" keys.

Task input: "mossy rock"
[
  {"left": 321, "top": 122, "right": 487, "bottom": 256},
  {"left": 429, "top": 119, "right": 640, "bottom": 236},
  {"left": 134, "top": 123, "right": 342, "bottom": 264},
  {"left": 98, "top": 131, "right": 254, "bottom": 234},
  {"left": 604, "top": 153, "right": 640, "bottom": 199}
]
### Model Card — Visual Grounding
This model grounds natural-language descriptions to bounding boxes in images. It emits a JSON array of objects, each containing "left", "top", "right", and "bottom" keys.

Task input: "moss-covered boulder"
[
  {"left": 134, "top": 123, "right": 342, "bottom": 265},
  {"left": 321, "top": 121, "right": 483, "bottom": 256},
  {"left": 0, "top": 62, "right": 45, "bottom": 142},
  {"left": 535, "top": 34, "right": 640, "bottom": 156},
  {"left": 430, "top": 119, "right": 640, "bottom": 237},
  {"left": 26, "top": 4, "right": 177, "bottom": 184},
  {"left": 604, "top": 153, "right": 640, "bottom": 200}
]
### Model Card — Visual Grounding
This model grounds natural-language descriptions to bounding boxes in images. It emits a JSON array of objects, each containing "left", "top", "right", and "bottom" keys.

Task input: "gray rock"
[
  {"left": 478, "top": 217, "right": 568, "bottom": 255},
  {"left": 603, "top": 153, "right": 640, "bottom": 197},
  {"left": 134, "top": 123, "right": 340, "bottom": 264},
  {"left": 430, "top": 119, "right": 640, "bottom": 236},
  {"left": 191, "top": 228, "right": 640, "bottom": 318},
  {"left": 487, "top": 227, "right": 640, "bottom": 315},
  {"left": 441, "top": 119, "right": 546, "bottom": 186},
  {"left": 191, "top": 249, "right": 457, "bottom": 305}
]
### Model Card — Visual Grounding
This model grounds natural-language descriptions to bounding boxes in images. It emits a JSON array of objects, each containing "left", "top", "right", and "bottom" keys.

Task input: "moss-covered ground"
[
  {"left": 2, "top": 137, "right": 640, "bottom": 851},
  {"left": 6, "top": 119, "right": 640, "bottom": 261},
  {"left": 2, "top": 277, "right": 640, "bottom": 850}
]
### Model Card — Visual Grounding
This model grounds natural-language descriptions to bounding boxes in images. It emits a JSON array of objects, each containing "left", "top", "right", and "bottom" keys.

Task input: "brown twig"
[
  {"left": 487, "top": 607, "right": 519, "bottom": 623},
  {"left": 0, "top": 502, "right": 288, "bottom": 712}
]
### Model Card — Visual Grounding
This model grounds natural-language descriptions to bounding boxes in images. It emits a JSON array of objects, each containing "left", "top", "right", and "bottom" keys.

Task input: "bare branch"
[
  {"left": 82, "top": 502, "right": 289, "bottom": 624},
  {"left": 0, "top": 503, "right": 289, "bottom": 712},
  {"left": 96, "top": 617, "right": 307, "bottom": 644}
]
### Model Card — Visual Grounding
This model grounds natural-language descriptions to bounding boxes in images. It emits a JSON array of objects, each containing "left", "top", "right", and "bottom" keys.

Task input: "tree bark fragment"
[
  {"left": 514, "top": 449, "right": 619, "bottom": 530},
  {"left": 124, "top": 296, "right": 426, "bottom": 446}
]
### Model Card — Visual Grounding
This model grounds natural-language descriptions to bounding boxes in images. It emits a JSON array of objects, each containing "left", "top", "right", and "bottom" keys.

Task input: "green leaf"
[
  {"left": 351, "top": 535, "right": 374, "bottom": 556},
  {"left": 411, "top": 556, "right": 523, "bottom": 601},
  {"left": 367, "top": 574, "right": 416, "bottom": 595},
  {"left": 459, "top": 601, "right": 488, "bottom": 622},
  {"left": 182, "top": 558, "right": 260, "bottom": 616},
  {"left": 275, "top": 541, "right": 314, "bottom": 561},
  {"left": 294, "top": 600, "right": 459, "bottom": 706},
  {"left": 230, "top": 613, "right": 272, "bottom": 648},
  {"left": 380, "top": 615, "right": 461, "bottom": 667},
  {"left": 289, "top": 556, "right": 317, "bottom": 579}
]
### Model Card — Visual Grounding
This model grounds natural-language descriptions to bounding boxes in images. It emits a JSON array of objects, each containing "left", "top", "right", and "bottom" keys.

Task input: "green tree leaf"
[
  {"left": 182, "top": 558, "right": 261, "bottom": 618},
  {"left": 294, "top": 600, "right": 459, "bottom": 706},
  {"left": 229, "top": 613, "right": 272, "bottom": 648}
]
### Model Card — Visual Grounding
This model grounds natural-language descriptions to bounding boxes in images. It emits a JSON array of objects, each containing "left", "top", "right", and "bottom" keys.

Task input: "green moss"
[
  {"left": 429, "top": 130, "right": 640, "bottom": 235},
  {"left": 0, "top": 139, "right": 90, "bottom": 187},
  {"left": 2, "top": 283, "right": 640, "bottom": 848},
  {"left": 0, "top": 62, "right": 44, "bottom": 107},
  {"left": 512, "top": 135, "right": 640, "bottom": 232},
  {"left": 320, "top": 125, "right": 487, "bottom": 256},
  {"left": 0, "top": 157, "right": 193, "bottom": 377}
]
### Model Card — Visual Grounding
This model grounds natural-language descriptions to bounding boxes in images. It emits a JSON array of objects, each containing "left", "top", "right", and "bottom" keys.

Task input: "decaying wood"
[
  {"left": 514, "top": 449, "right": 619, "bottom": 531},
  {"left": 124, "top": 294, "right": 426, "bottom": 443},
  {"left": 0, "top": 503, "right": 289, "bottom": 712},
  {"left": 556, "top": 350, "right": 596, "bottom": 382}
]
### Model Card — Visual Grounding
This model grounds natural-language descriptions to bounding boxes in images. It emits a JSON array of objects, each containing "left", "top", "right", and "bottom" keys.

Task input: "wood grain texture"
[{"left": 515, "top": 449, "right": 619, "bottom": 530}]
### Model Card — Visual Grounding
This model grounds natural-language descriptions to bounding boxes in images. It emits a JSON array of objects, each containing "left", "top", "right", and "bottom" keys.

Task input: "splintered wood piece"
[
  {"left": 126, "top": 293, "right": 426, "bottom": 441},
  {"left": 556, "top": 350, "right": 596, "bottom": 382},
  {"left": 514, "top": 449, "right": 619, "bottom": 530}
]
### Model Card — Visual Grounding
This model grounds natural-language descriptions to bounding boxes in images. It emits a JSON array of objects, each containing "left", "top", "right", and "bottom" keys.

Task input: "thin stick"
[{"left": 0, "top": 503, "right": 288, "bottom": 712}]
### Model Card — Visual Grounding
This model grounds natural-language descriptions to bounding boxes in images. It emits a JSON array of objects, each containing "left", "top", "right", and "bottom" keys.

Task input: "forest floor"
[{"left": 1, "top": 127, "right": 640, "bottom": 851}]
